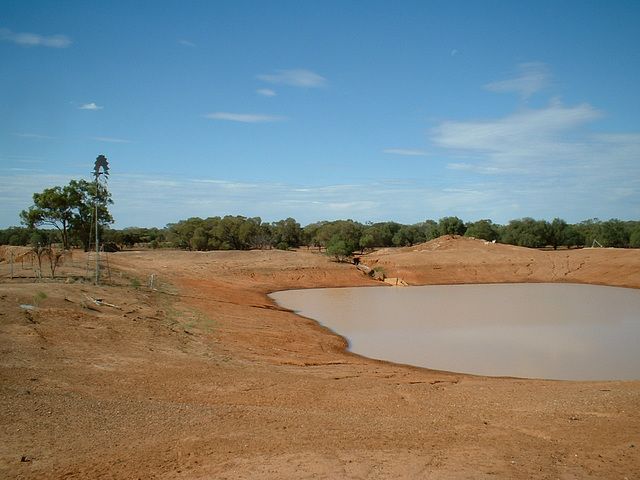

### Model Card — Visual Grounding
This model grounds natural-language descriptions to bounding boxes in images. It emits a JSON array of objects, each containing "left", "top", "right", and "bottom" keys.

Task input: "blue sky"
[{"left": 1, "top": 0, "right": 639, "bottom": 229}]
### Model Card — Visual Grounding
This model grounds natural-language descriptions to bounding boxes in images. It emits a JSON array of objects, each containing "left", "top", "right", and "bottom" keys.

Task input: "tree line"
[
  {"left": 155, "top": 216, "right": 640, "bottom": 257},
  {"left": 4, "top": 214, "right": 639, "bottom": 255},
  {"left": 4, "top": 179, "right": 639, "bottom": 258}
]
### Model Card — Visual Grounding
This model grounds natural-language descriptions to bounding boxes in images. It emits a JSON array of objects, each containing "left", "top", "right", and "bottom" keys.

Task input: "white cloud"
[
  {"left": 178, "top": 39, "right": 196, "bottom": 47},
  {"left": 89, "top": 136, "right": 136, "bottom": 143},
  {"left": 79, "top": 103, "right": 103, "bottom": 110},
  {"left": 2, "top": 152, "right": 638, "bottom": 230},
  {"left": 256, "top": 89, "right": 277, "bottom": 97},
  {"left": 591, "top": 132, "right": 640, "bottom": 146},
  {"left": 0, "top": 28, "right": 71, "bottom": 48},
  {"left": 382, "top": 149, "right": 432, "bottom": 157},
  {"left": 257, "top": 69, "right": 327, "bottom": 88},
  {"left": 203, "top": 112, "right": 287, "bottom": 123},
  {"left": 0, "top": 171, "right": 483, "bottom": 228},
  {"left": 430, "top": 98, "right": 603, "bottom": 171},
  {"left": 484, "top": 62, "right": 551, "bottom": 99},
  {"left": 426, "top": 90, "right": 640, "bottom": 221},
  {"left": 11, "top": 133, "right": 57, "bottom": 140}
]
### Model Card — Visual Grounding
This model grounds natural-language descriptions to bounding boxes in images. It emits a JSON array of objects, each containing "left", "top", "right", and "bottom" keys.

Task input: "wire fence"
[
  {"left": 0, "top": 245, "right": 175, "bottom": 294},
  {"left": 0, "top": 246, "right": 111, "bottom": 284}
]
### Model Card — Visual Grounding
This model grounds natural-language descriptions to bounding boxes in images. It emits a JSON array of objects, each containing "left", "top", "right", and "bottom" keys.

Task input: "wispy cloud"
[
  {"left": 0, "top": 28, "right": 71, "bottom": 48},
  {"left": 484, "top": 62, "right": 551, "bottom": 99},
  {"left": 5, "top": 167, "right": 46, "bottom": 173},
  {"left": 382, "top": 149, "right": 432, "bottom": 157},
  {"left": 178, "top": 39, "right": 196, "bottom": 47},
  {"left": 2, "top": 154, "right": 638, "bottom": 230},
  {"left": 89, "top": 136, "right": 136, "bottom": 143},
  {"left": 256, "top": 89, "right": 277, "bottom": 97},
  {"left": 11, "top": 133, "right": 57, "bottom": 140},
  {"left": 257, "top": 69, "right": 327, "bottom": 88},
  {"left": 426, "top": 87, "right": 640, "bottom": 221},
  {"left": 203, "top": 112, "right": 287, "bottom": 123},
  {"left": 79, "top": 103, "right": 103, "bottom": 110},
  {"left": 430, "top": 98, "right": 603, "bottom": 171}
]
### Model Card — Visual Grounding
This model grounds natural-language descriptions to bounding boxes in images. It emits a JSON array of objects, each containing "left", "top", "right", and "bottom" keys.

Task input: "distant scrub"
[{"left": 2, "top": 217, "right": 638, "bottom": 257}]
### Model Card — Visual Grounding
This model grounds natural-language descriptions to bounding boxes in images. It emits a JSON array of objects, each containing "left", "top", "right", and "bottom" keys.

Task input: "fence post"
[
  {"left": 150, "top": 274, "right": 155, "bottom": 291},
  {"left": 10, "top": 252, "right": 13, "bottom": 279}
]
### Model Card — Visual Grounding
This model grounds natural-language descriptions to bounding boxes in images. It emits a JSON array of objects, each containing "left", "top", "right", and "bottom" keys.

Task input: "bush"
[
  {"left": 102, "top": 242, "right": 120, "bottom": 252},
  {"left": 326, "top": 235, "right": 356, "bottom": 262}
]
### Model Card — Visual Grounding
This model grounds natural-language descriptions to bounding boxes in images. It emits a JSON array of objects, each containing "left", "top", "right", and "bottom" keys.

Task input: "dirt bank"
[{"left": 1, "top": 238, "right": 639, "bottom": 479}]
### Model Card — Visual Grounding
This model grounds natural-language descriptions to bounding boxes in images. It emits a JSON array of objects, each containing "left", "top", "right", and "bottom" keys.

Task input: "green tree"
[
  {"left": 373, "top": 222, "right": 402, "bottom": 246},
  {"left": 500, "top": 218, "right": 551, "bottom": 248},
  {"left": 270, "top": 217, "right": 302, "bottom": 248},
  {"left": 20, "top": 185, "right": 75, "bottom": 248},
  {"left": 214, "top": 215, "right": 261, "bottom": 250},
  {"left": 166, "top": 218, "right": 201, "bottom": 249},
  {"left": 326, "top": 234, "right": 356, "bottom": 262},
  {"left": 563, "top": 224, "right": 584, "bottom": 248},
  {"left": 20, "top": 179, "right": 113, "bottom": 250},
  {"left": 337, "top": 220, "right": 365, "bottom": 250},
  {"left": 575, "top": 218, "right": 602, "bottom": 246},
  {"left": 190, "top": 227, "right": 209, "bottom": 251},
  {"left": 392, "top": 225, "right": 424, "bottom": 246},
  {"left": 359, "top": 232, "right": 376, "bottom": 252},
  {"left": 438, "top": 216, "right": 466, "bottom": 236},
  {"left": 629, "top": 224, "right": 640, "bottom": 248},
  {"left": 464, "top": 219, "right": 499, "bottom": 242},
  {"left": 302, "top": 221, "right": 329, "bottom": 250},
  {"left": 309, "top": 220, "right": 364, "bottom": 251},
  {"left": 69, "top": 180, "right": 114, "bottom": 251},
  {"left": 29, "top": 230, "right": 50, "bottom": 247},
  {"left": 0, "top": 227, "right": 53, "bottom": 246},
  {"left": 600, "top": 219, "right": 629, "bottom": 247},
  {"left": 420, "top": 220, "right": 439, "bottom": 241},
  {"left": 549, "top": 218, "right": 568, "bottom": 250}
]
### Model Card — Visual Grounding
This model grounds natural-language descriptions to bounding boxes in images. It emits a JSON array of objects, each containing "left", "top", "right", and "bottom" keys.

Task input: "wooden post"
[{"left": 10, "top": 252, "right": 13, "bottom": 279}]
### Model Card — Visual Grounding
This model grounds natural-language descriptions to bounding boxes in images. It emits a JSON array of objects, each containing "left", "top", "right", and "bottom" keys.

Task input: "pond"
[{"left": 270, "top": 283, "right": 640, "bottom": 381}]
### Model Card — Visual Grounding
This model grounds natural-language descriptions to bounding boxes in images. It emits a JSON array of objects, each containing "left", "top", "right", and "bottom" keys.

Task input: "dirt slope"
[
  {"left": 1, "top": 239, "right": 639, "bottom": 479},
  {"left": 362, "top": 235, "right": 640, "bottom": 288}
]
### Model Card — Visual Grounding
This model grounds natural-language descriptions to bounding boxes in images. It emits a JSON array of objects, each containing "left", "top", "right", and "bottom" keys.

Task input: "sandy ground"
[{"left": 1, "top": 236, "right": 639, "bottom": 479}]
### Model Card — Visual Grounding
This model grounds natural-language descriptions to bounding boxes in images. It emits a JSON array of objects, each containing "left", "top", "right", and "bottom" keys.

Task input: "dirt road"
[{"left": 1, "top": 237, "right": 639, "bottom": 479}]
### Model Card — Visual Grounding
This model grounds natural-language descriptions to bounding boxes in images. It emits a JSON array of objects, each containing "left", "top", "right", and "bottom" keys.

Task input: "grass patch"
[
  {"left": 33, "top": 290, "right": 47, "bottom": 306},
  {"left": 163, "top": 304, "right": 218, "bottom": 334},
  {"left": 182, "top": 307, "right": 218, "bottom": 333},
  {"left": 151, "top": 278, "right": 179, "bottom": 294}
]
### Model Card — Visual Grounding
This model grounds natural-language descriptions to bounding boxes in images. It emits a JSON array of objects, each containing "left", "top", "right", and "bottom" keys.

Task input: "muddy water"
[{"left": 270, "top": 284, "right": 640, "bottom": 380}]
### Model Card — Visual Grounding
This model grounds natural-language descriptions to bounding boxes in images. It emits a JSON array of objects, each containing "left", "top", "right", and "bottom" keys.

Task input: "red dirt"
[{"left": 1, "top": 238, "right": 639, "bottom": 479}]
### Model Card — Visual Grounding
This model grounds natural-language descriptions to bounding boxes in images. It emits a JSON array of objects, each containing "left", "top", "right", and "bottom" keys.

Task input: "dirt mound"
[
  {"left": 362, "top": 236, "right": 640, "bottom": 289},
  {"left": 411, "top": 234, "right": 492, "bottom": 251},
  {"left": 375, "top": 235, "right": 524, "bottom": 257}
]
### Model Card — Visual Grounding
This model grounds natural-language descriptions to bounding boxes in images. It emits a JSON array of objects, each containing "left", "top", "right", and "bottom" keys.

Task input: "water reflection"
[{"left": 270, "top": 284, "right": 640, "bottom": 380}]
